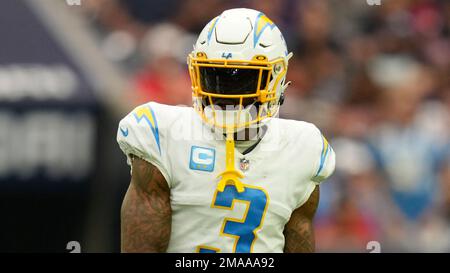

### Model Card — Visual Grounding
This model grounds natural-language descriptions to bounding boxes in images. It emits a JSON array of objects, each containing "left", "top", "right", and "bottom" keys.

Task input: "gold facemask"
[{"left": 188, "top": 52, "right": 287, "bottom": 131}]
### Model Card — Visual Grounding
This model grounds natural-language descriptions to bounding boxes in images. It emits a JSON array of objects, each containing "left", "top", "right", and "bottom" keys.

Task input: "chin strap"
[{"left": 216, "top": 128, "right": 245, "bottom": 193}]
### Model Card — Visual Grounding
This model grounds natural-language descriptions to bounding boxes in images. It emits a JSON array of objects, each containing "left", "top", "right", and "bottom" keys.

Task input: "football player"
[{"left": 118, "top": 8, "right": 335, "bottom": 253}]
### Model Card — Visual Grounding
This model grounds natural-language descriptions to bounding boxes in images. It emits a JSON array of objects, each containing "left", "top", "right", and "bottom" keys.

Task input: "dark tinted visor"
[{"left": 199, "top": 67, "right": 269, "bottom": 94}]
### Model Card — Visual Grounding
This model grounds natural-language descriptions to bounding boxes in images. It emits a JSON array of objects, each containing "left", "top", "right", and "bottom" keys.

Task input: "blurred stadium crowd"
[{"left": 79, "top": 0, "right": 449, "bottom": 252}]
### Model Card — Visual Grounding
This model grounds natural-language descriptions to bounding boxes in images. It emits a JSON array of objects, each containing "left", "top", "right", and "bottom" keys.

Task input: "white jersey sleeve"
[
  {"left": 279, "top": 120, "right": 336, "bottom": 210},
  {"left": 309, "top": 125, "right": 336, "bottom": 184},
  {"left": 116, "top": 102, "right": 171, "bottom": 187}
]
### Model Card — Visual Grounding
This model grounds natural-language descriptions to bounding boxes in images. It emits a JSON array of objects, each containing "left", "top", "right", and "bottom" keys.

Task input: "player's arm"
[
  {"left": 283, "top": 186, "right": 319, "bottom": 253},
  {"left": 121, "top": 155, "right": 172, "bottom": 252}
]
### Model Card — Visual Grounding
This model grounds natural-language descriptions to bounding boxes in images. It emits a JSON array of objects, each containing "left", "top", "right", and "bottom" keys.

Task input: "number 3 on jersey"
[{"left": 197, "top": 184, "right": 269, "bottom": 253}]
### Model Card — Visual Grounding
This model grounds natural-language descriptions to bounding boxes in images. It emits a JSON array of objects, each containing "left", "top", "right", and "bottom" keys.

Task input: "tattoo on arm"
[
  {"left": 283, "top": 186, "right": 320, "bottom": 253},
  {"left": 121, "top": 155, "right": 171, "bottom": 252}
]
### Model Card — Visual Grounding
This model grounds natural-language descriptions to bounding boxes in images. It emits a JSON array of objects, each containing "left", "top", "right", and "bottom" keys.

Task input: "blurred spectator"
[{"left": 132, "top": 23, "right": 194, "bottom": 105}]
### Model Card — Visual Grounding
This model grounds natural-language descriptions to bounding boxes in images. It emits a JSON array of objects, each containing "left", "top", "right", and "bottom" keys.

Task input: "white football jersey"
[{"left": 117, "top": 102, "right": 335, "bottom": 253}]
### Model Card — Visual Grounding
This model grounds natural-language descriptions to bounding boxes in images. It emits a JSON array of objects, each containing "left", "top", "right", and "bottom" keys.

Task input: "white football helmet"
[{"left": 188, "top": 8, "right": 293, "bottom": 132}]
